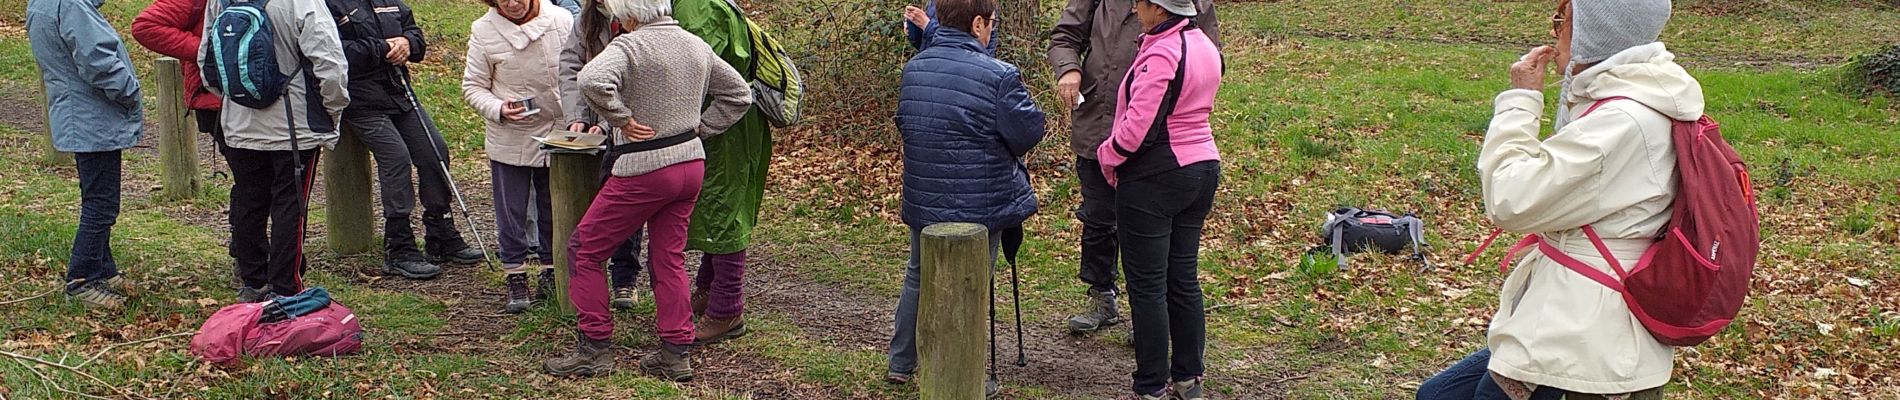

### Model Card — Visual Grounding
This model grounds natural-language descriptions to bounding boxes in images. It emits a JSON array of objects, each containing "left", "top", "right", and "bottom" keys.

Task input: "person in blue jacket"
[
  {"left": 903, "top": 0, "right": 998, "bottom": 54},
  {"left": 26, "top": 0, "right": 145, "bottom": 309},
  {"left": 885, "top": 0, "right": 1044, "bottom": 396}
]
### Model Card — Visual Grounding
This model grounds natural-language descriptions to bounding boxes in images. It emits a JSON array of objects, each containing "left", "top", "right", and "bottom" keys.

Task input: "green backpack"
[{"left": 719, "top": 0, "right": 805, "bottom": 128}]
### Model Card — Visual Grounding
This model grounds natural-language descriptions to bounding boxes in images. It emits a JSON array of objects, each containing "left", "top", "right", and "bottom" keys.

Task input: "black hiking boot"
[
  {"left": 1068, "top": 288, "right": 1124, "bottom": 334},
  {"left": 236, "top": 285, "right": 274, "bottom": 303},
  {"left": 639, "top": 342, "right": 693, "bottom": 382},
  {"left": 384, "top": 258, "right": 443, "bottom": 280},
  {"left": 427, "top": 241, "right": 486, "bottom": 266},
  {"left": 543, "top": 332, "right": 615, "bottom": 377},
  {"left": 504, "top": 272, "right": 532, "bottom": 314}
]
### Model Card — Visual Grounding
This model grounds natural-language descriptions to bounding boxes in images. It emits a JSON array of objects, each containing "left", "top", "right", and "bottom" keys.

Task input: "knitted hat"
[
  {"left": 1570, "top": 0, "right": 1672, "bottom": 65},
  {"left": 1145, "top": 0, "right": 1198, "bottom": 17}
]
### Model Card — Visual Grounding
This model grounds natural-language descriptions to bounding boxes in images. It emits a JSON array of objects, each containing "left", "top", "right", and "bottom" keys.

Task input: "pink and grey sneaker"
[{"left": 1170, "top": 377, "right": 1206, "bottom": 400}]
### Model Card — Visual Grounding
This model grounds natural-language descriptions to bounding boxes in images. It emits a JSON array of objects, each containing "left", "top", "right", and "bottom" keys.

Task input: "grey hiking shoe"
[
  {"left": 543, "top": 332, "right": 615, "bottom": 377},
  {"left": 1171, "top": 377, "right": 1206, "bottom": 400},
  {"left": 429, "top": 244, "right": 486, "bottom": 266},
  {"left": 1067, "top": 288, "right": 1124, "bottom": 334},
  {"left": 236, "top": 286, "right": 274, "bottom": 303},
  {"left": 535, "top": 268, "right": 557, "bottom": 301},
  {"left": 384, "top": 258, "right": 443, "bottom": 280},
  {"left": 639, "top": 342, "right": 693, "bottom": 382},
  {"left": 65, "top": 280, "right": 126, "bottom": 309},
  {"left": 504, "top": 272, "right": 532, "bottom": 314},
  {"left": 611, "top": 285, "right": 640, "bottom": 310}
]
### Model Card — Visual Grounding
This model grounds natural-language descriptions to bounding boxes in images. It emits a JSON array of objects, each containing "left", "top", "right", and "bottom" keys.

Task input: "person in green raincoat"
[
  {"left": 560, "top": 0, "right": 771, "bottom": 344},
  {"left": 671, "top": 0, "right": 770, "bottom": 346}
]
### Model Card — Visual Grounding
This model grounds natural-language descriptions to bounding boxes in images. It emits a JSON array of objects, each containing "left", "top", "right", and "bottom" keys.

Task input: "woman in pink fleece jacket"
[{"left": 1096, "top": 0, "right": 1223, "bottom": 398}]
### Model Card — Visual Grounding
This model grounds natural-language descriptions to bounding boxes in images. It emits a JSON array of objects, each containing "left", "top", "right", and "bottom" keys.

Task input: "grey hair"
[{"left": 600, "top": 0, "right": 671, "bottom": 23}]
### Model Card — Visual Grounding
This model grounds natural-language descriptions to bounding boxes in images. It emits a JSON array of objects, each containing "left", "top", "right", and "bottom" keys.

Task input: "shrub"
[{"left": 1845, "top": 45, "right": 1900, "bottom": 97}]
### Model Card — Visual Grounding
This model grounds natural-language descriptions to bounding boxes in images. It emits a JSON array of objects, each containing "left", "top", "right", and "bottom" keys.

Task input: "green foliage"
[
  {"left": 751, "top": 0, "right": 912, "bottom": 143},
  {"left": 1846, "top": 45, "right": 1900, "bottom": 97}
]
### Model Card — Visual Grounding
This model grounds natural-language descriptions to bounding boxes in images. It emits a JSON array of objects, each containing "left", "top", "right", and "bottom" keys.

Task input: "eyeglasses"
[{"left": 1551, "top": 0, "right": 1571, "bottom": 37}]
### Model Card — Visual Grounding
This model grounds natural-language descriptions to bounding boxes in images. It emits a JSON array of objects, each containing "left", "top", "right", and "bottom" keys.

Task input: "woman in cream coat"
[
  {"left": 462, "top": 0, "right": 573, "bottom": 313},
  {"left": 1419, "top": 0, "right": 1699, "bottom": 399}
]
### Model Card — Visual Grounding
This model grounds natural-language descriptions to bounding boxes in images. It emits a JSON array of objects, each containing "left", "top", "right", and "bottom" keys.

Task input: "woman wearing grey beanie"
[{"left": 1418, "top": 0, "right": 1701, "bottom": 399}]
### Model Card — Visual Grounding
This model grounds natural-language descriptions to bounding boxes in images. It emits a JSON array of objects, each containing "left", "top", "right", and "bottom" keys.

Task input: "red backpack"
[
  {"left": 190, "top": 290, "right": 364, "bottom": 367},
  {"left": 1467, "top": 96, "right": 1760, "bottom": 346}
]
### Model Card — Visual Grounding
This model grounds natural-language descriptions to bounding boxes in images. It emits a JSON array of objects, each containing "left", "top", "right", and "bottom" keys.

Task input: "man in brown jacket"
[{"left": 1047, "top": 0, "right": 1218, "bottom": 334}]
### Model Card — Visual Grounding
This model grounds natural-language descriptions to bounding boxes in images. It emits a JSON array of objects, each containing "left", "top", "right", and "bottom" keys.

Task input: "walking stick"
[{"left": 394, "top": 66, "right": 501, "bottom": 272}]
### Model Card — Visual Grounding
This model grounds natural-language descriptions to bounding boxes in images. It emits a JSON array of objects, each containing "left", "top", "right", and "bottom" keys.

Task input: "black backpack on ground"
[{"left": 1313, "top": 207, "right": 1434, "bottom": 272}]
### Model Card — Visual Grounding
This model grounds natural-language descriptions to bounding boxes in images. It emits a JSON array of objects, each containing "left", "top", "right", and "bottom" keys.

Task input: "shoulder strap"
[{"left": 1581, "top": 96, "right": 1633, "bottom": 117}]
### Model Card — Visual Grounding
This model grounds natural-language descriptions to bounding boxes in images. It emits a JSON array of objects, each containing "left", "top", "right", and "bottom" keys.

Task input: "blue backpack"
[{"left": 203, "top": 0, "right": 289, "bottom": 109}]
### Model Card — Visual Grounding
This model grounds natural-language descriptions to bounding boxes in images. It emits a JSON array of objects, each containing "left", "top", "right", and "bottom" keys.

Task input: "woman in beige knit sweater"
[{"left": 539, "top": 0, "right": 753, "bottom": 381}]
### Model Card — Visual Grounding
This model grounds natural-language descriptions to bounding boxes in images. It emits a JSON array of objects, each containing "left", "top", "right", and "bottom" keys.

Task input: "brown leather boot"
[
  {"left": 693, "top": 315, "right": 748, "bottom": 346},
  {"left": 542, "top": 332, "right": 615, "bottom": 377},
  {"left": 638, "top": 342, "right": 693, "bottom": 382}
]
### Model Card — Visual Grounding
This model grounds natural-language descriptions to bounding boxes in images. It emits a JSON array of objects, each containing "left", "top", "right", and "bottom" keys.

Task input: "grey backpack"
[{"left": 1315, "top": 208, "right": 1434, "bottom": 272}]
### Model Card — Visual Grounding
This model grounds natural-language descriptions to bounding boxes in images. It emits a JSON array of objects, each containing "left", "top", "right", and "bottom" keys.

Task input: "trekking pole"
[
  {"left": 395, "top": 66, "right": 501, "bottom": 272},
  {"left": 1008, "top": 259, "right": 1026, "bottom": 367}
]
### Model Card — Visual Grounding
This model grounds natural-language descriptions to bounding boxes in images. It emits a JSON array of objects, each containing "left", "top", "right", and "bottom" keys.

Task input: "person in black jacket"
[{"left": 327, "top": 0, "right": 484, "bottom": 279}]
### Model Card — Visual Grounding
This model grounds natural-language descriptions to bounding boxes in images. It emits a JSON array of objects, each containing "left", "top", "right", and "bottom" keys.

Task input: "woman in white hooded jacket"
[
  {"left": 1417, "top": 0, "right": 1701, "bottom": 399},
  {"left": 462, "top": 0, "right": 573, "bottom": 313}
]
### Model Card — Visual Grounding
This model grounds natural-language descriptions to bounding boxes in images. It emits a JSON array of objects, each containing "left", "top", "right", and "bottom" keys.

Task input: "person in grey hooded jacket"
[
  {"left": 200, "top": 0, "right": 352, "bottom": 301},
  {"left": 27, "top": 0, "right": 146, "bottom": 309}
]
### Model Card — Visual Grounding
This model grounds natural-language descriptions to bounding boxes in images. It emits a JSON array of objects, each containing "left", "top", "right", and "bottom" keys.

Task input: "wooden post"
[
  {"left": 324, "top": 127, "right": 376, "bottom": 255},
  {"left": 35, "top": 74, "right": 72, "bottom": 166},
  {"left": 155, "top": 58, "right": 201, "bottom": 200},
  {"left": 549, "top": 149, "right": 603, "bottom": 315},
  {"left": 918, "top": 222, "right": 990, "bottom": 400}
]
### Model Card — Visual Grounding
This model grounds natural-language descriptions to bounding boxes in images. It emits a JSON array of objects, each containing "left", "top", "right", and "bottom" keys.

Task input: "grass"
[{"left": 5, "top": 0, "right": 1900, "bottom": 398}]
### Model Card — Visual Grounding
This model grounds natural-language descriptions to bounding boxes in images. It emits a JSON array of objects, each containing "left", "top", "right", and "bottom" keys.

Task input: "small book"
[{"left": 534, "top": 133, "right": 608, "bottom": 151}]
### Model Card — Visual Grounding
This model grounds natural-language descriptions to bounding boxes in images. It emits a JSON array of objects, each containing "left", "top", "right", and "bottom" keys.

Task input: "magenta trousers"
[{"left": 567, "top": 160, "right": 703, "bottom": 346}]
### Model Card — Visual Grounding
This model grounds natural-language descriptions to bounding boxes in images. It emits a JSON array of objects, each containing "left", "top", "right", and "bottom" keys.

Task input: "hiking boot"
[
  {"left": 236, "top": 286, "right": 274, "bottom": 303},
  {"left": 1170, "top": 377, "right": 1206, "bottom": 400},
  {"left": 100, "top": 274, "right": 136, "bottom": 296},
  {"left": 504, "top": 272, "right": 532, "bottom": 314},
  {"left": 543, "top": 332, "right": 615, "bottom": 377},
  {"left": 638, "top": 342, "right": 693, "bottom": 382},
  {"left": 1068, "top": 288, "right": 1124, "bottom": 334},
  {"left": 384, "top": 258, "right": 443, "bottom": 280},
  {"left": 690, "top": 290, "right": 708, "bottom": 316},
  {"left": 693, "top": 315, "right": 748, "bottom": 346},
  {"left": 428, "top": 244, "right": 486, "bottom": 266},
  {"left": 65, "top": 280, "right": 125, "bottom": 309},
  {"left": 611, "top": 285, "right": 640, "bottom": 310},
  {"left": 535, "top": 268, "right": 557, "bottom": 301}
]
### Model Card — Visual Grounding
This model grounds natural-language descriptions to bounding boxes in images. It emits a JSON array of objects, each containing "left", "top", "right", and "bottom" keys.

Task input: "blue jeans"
[
  {"left": 887, "top": 225, "right": 1000, "bottom": 375},
  {"left": 66, "top": 151, "right": 122, "bottom": 291},
  {"left": 1418, "top": 349, "right": 1567, "bottom": 400}
]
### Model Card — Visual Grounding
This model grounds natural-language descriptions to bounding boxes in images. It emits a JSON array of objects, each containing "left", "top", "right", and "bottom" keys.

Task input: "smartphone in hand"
[{"left": 511, "top": 97, "right": 542, "bottom": 117}]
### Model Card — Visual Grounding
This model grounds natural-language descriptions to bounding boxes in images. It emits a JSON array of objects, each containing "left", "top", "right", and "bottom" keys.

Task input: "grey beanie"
[
  {"left": 1146, "top": 0, "right": 1198, "bottom": 17},
  {"left": 1570, "top": 0, "right": 1672, "bottom": 64}
]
